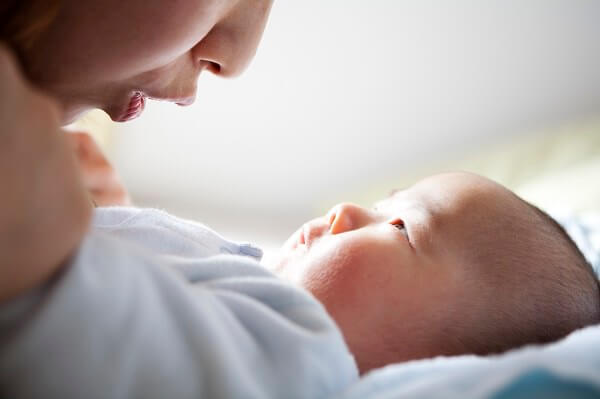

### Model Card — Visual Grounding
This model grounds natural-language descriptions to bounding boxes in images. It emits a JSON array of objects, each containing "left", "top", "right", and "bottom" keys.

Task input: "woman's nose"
[
  {"left": 192, "top": 1, "right": 273, "bottom": 77},
  {"left": 328, "top": 203, "right": 371, "bottom": 235}
]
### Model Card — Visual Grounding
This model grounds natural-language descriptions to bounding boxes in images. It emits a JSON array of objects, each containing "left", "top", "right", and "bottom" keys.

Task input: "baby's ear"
[{"left": 66, "top": 131, "right": 132, "bottom": 207}]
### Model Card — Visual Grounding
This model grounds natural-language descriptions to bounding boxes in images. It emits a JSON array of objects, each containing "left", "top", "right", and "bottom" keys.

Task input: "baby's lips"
[{"left": 302, "top": 219, "right": 331, "bottom": 246}]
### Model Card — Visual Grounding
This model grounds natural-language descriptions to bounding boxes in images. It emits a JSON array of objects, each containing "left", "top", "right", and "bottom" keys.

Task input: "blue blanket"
[{"left": 335, "top": 321, "right": 600, "bottom": 399}]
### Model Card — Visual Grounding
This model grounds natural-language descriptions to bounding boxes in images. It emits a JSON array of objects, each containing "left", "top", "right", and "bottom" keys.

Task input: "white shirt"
[{"left": 0, "top": 207, "right": 358, "bottom": 399}]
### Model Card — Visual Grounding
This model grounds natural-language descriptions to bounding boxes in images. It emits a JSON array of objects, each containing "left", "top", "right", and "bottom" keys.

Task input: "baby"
[
  {"left": 5, "top": 171, "right": 598, "bottom": 398},
  {"left": 269, "top": 172, "right": 600, "bottom": 374}
]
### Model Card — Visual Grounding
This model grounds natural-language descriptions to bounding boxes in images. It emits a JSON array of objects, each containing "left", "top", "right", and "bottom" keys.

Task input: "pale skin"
[
  {"left": 270, "top": 172, "right": 536, "bottom": 374},
  {"left": 0, "top": 0, "right": 274, "bottom": 303},
  {"left": 23, "top": 0, "right": 274, "bottom": 124},
  {"left": 0, "top": 46, "right": 91, "bottom": 303}
]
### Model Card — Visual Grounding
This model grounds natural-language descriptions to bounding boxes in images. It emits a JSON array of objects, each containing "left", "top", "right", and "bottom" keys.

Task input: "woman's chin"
[{"left": 61, "top": 105, "right": 94, "bottom": 126}]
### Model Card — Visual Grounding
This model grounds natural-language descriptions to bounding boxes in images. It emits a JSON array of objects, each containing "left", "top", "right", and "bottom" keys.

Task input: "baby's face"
[{"left": 271, "top": 172, "right": 525, "bottom": 373}]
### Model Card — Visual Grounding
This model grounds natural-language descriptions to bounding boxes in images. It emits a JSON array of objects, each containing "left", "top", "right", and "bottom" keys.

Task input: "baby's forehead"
[
  {"left": 375, "top": 174, "right": 532, "bottom": 229},
  {"left": 381, "top": 178, "right": 535, "bottom": 239},
  {"left": 373, "top": 184, "right": 420, "bottom": 208}
]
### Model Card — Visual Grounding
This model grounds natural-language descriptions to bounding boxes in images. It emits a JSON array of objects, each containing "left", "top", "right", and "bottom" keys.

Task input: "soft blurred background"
[{"left": 76, "top": 0, "right": 600, "bottom": 253}]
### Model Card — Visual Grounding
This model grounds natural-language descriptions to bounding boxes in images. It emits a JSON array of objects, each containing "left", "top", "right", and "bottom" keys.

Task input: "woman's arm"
[{"left": 0, "top": 44, "right": 91, "bottom": 303}]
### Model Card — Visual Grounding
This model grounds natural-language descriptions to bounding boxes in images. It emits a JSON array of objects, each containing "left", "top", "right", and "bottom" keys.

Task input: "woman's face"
[{"left": 25, "top": 0, "right": 274, "bottom": 123}]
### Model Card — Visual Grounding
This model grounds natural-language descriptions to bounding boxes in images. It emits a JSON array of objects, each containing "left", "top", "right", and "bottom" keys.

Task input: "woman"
[
  {"left": 0, "top": 0, "right": 271, "bottom": 302},
  {"left": 0, "top": 1, "right": 359, "bottom": 398}
]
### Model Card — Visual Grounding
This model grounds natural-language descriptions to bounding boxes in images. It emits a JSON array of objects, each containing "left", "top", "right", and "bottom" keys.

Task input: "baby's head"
[{"left": 271, "top": 172, "right": 600, "bottom": 374}]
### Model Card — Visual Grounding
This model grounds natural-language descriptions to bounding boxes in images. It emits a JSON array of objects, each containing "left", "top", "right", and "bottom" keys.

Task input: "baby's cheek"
[{"left": 303, "top": 242, "right": 376, "bottom": 314}]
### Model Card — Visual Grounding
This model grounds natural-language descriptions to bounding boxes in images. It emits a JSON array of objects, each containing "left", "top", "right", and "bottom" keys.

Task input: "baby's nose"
[{"left": 328, "top": 203, "right": 370, "bottom": 234}]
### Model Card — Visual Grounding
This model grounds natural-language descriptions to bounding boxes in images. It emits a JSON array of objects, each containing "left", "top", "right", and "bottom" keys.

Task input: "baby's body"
[
  {"left": 0, "top": 207, "right": 358, "bottom": 398},
  {"left": 1, "top": 173, "right": 598, "bottom": 398}
]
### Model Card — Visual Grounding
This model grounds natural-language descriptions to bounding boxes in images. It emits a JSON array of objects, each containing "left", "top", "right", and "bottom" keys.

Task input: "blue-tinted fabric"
[
  {"left": 492, "top": 368, "right": 600, "bottom": 399},
  {"left": 0, "top": 208, "right": 358, "bottom": 399}
]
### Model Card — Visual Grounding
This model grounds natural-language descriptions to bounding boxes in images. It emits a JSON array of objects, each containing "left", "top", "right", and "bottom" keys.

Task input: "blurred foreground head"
[{"left": 1, "top": 0, "right": 274, "bottom": 123}]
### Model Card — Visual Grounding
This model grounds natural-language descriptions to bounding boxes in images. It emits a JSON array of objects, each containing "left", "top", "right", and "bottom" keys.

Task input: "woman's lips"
[
  {"left": 111, "top": 92, "right": 196, "bottom": 122},
  {"left": 116, "top": 92, "right": 146, "bottom": 122}
]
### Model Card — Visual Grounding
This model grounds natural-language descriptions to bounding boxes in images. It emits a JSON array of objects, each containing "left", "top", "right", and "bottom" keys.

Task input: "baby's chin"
[
  {"left": 264, "top": 249, "right": 293, "bottom": 278},
  {"left": 266, "top": 229, "right": 304, "bottom": 273},
  {"left": 265, "top": 247, "right": 309, "bottom": 286},
  {"left": 263, "top": 250, "right": 284, "bottom": 273}
]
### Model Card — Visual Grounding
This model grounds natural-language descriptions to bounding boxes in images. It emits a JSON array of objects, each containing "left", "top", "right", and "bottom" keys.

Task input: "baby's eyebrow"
[
  {"left": 387, "top": 187, "right": 407, "bottom": 199},
  {"left": 373, "top": 187, "right": 405, "bottom": 210},
  {"left": 387, "top": 188, "right": 400, "bottom": 198}
]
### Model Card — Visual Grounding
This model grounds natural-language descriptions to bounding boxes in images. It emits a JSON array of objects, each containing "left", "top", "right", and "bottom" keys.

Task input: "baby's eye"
[
  {"left": 390, "top": 219, "right": 406, "bottom": 231},
  {"left": 390, "top": 219, "right": 412, "bottom": 247}
]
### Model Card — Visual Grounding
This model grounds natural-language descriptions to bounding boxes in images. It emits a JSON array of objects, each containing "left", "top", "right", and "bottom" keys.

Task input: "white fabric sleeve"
[
  {"left": 90, "top": 207, "right": 264, "bottom": 261},
  {"left": 0, "top": 231, "right": 358, "bottom": 399}
]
